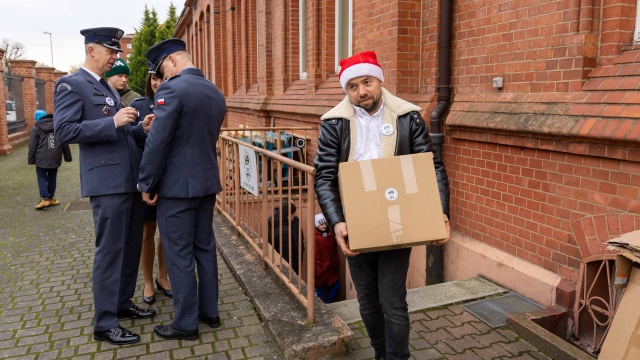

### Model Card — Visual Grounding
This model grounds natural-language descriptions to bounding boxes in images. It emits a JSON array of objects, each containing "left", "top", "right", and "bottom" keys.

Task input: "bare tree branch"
[{"left": 1, "top": 38, "right": 26, "bottom": 60}]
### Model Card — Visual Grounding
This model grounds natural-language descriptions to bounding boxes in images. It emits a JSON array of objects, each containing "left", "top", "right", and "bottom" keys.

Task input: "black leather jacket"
[{"left": 314, "top": 111, "right": 450, "bottom": 231}]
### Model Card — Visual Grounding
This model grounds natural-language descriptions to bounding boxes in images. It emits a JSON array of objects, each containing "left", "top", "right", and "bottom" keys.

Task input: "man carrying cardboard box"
[{"left": 314, "top": 50, "right": 451, "bottom": 360}]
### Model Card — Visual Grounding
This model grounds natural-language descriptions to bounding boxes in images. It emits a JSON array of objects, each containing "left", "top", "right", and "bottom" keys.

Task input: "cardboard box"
[
  {"left": 600, "top": 256, "right": 640, "bottom": 359},
  {"left": 338, "top": 152, "right": 446, "bottom": 253}
]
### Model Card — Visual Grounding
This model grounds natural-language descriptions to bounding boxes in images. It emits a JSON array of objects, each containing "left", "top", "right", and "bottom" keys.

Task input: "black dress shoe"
[
  {"left": 198, "top": 314, "right": 221, "bottom": 328},
  {"left": 117, "top": 305, "right": 156, "bottom": 319},
  {"left": 94, "top": 326, "right": 140, "bottom": 345},
  {"left": 156, "top": 278, "right": 173, "bottom": 298},
  {"left": 154, "top": 324, "right": 198, "bottom": 340}
]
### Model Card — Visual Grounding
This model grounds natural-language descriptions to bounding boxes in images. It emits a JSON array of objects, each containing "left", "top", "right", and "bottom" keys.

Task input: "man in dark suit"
[
  {"left": 138, "top": 38, "right": 226, "bottom": 340},
  {"left": 53, "top": 27, "right": 156, "bottom": 346}
]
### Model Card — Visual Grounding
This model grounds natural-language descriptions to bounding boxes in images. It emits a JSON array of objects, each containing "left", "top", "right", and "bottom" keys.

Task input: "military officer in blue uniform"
[
  {"left": 53, "top": 27, "right": 156, "bottom": 346},
  {"left": 138, "top": 38, "right": 226, "bottom": 340}
]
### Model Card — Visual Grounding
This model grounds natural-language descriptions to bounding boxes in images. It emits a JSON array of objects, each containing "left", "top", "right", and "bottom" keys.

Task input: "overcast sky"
[{"left": 0, "top": 0, "right": 181, "bottom": 72}]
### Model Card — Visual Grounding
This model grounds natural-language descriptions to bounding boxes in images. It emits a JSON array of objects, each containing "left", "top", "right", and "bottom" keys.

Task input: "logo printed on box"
[{"left": 385, "top": 188, "right": 398, "bottom": 201}]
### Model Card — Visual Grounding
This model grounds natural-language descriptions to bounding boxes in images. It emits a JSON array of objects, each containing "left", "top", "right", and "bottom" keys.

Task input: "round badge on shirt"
[
  {"left": 381, "top": 123, "right": 394, "bottom": 136},
  {"left": 105, "top": 97, "right": 115, "bottom": 106}
]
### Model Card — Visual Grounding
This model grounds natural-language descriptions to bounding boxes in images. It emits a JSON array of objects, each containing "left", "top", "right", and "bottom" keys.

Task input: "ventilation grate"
[
  {"left": 461, "top": 292, "right": 543, "bottom": 328},
  {"left": 64, "top": 200, "right": 91, "bottom": 212}
]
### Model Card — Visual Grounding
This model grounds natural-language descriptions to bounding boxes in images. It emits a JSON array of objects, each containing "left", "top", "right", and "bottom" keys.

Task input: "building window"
[
  {"left": 127, "top": 44, "right": 132, "bottom": 49},
  {"left": 335, "top": 0, "right": 352, "bottom": 73},
  {"left": 126, "top": 53, "right": 131, "bottom": 58},
  {"left": 299, "top": 0, "right": 307, "bottom": 79}
]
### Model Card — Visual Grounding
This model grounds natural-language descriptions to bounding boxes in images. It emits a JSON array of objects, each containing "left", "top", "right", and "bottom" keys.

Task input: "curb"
[{"left": 507, "top": 305, "right": 595, "bottom": 360}]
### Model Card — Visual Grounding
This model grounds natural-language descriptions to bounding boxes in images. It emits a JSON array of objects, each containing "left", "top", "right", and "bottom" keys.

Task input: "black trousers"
[
  {"left": 157, "top": 195, "right": 219, "bottom": 331},
  {"left": 90, "top": 193, "right": 144, "bottom": 331},
  {"left": 347, "top": 247, "right": 412, "bottom": 360}
]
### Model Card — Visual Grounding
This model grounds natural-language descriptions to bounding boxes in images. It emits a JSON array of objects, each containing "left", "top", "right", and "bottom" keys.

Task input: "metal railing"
[{"left": 216, "top": 127, "right": 319, "bottom": 323}]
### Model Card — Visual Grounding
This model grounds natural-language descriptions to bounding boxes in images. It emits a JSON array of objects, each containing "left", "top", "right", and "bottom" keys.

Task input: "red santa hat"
[{"left": 338, "top": 51, "right": 384, "bottom": 91}]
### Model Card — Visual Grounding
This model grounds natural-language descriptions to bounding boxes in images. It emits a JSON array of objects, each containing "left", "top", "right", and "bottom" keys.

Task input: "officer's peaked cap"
[
  {"left": 80, "top": 27, "right": 124, "bottom": 52},
  {"left": 145, "top": 38, "right": 187, "bottom": 73}
]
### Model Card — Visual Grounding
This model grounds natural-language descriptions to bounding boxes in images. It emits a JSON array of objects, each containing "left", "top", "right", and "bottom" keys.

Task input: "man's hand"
[
  {"left": 334, "top": 222, "right": 359, "bottom": 257},
  {"left": 431, "top": 214, "right": 451, "bottom": 246},
  {"left": 113, "top": 107, "right": 138, "bottom": 127},
  {"left": 142, "top": 114, "right": 155, "bottom": 132},
  {"left": 142, "top": 192, "right": 158, "bottom": 205}
]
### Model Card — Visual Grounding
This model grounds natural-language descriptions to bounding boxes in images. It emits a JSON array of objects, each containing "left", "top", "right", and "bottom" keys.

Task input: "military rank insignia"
[{"left": 102, "top": 105, "right": 111, "bottom": 115}]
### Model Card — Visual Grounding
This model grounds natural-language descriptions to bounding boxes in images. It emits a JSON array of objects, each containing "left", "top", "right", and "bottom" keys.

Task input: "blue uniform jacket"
[
  {"left": 53, "top": 68, "right": 146, "bottom": 197},
  {"left": 138, "top": 67, "right": 225, "bottom": 198},
  {"left": 130, "top": 96, "right": 154, "bottom": 155}
]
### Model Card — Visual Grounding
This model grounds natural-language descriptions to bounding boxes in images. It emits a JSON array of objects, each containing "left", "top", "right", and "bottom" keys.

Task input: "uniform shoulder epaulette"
[{"left": 130, "top": 97, "right": 147, "bottom": 103}]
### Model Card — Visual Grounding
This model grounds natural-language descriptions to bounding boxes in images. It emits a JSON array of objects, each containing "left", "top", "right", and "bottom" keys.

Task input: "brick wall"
[
  {"left": 446, "top": 0, "right": 640, "bottom": 284},
  {"left": 445, "top": 132, "right": 639, "bottom": 282},
  {"left": 0, "top": 60, "right": 64, "bottom": 155}
]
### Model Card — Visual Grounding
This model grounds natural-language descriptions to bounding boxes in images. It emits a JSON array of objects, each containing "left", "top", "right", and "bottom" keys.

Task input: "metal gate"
[
  {"left": 3, "top": 73, "right": 26, "bottom": 134},
  {"left": 35, "top": 78, "right": 46, "bottom": 112},
  {"left": 572, "top": 257, "right": 619, "bottom": 355}
]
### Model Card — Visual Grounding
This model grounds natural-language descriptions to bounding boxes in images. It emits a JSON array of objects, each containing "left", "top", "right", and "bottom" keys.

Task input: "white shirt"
[
  {"left": 352, "top": 100, "right": 384, "bottom": 161},
  {"left": 81, "top": 67, "right": 102, "bottom": 81}
]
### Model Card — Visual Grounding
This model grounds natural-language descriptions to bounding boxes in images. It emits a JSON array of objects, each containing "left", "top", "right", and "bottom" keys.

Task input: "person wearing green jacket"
[{"left": 105, "top": 58, "right": 140, "bottom": 106}]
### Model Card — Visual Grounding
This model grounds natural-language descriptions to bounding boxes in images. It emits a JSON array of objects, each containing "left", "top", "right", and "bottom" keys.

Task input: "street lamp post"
[{"left": 43, "top": 31, "right": 53, "bottom": 68}]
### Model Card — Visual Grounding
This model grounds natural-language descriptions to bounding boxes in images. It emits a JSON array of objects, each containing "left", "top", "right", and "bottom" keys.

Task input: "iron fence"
[
  {"left": 4, "top": 73, "right": 26, "bottom": 134},
  {"left": 216, "top": 127, "right": 318, "bottom": 323},
  {"left": 35, "top": 78, "right": 46, "bottom": 112}
]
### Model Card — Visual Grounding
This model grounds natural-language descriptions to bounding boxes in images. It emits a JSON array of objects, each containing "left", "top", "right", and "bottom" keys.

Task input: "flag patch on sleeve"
[{"left": 157, "top": 98, "right": 165, "bottom": 105}]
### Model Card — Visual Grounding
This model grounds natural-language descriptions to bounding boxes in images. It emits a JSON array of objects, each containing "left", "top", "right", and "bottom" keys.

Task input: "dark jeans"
[
  {"left": 35, "top": 167, "right": 58, "bottom": 199},
  {"left": 315, "top": 280, "right": 340, "bottom": 303},
  {"left": 347, "top": 248, "right": 412, "bottom": 360}
]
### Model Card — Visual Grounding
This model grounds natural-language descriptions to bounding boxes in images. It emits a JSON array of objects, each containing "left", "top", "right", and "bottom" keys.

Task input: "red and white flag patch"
[{"left": 157, "top": 98, "right": 165, "bottom": 105}]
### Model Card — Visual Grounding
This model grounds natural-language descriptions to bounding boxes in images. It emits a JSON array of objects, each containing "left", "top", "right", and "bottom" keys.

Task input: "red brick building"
[
  {"left": 174, "top": 0, "right": 640, "bottom": 346},
  {"left": 120, "top": 34, "right": 135, "bottom": 63}
]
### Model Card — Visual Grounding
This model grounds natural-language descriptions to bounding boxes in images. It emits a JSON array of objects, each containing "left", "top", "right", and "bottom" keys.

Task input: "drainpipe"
[{"left": 426, "top": 0, "right": 453, "bottom": 286}]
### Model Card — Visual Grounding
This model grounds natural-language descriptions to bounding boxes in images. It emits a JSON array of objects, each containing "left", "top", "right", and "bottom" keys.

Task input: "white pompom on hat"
[
  {"left": 338, "top": 50, "right": 384, "bottom": 91},
  {"left": 314, "top": 213, "right": 327, "bottom": 228}
]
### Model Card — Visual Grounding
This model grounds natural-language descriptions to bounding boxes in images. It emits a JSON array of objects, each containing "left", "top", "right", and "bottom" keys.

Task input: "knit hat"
[
  {"left": 338, "top": 51, "right": 384, "bottom": 91},
  {"left": 314, "top": 213, "right": 327, "bottom": 228},
  {"left": 34, "top": 110, "right": 47, "bottom": 122},
  {"left": 105, "top": 58, "right": 130, "bottom": 77}
]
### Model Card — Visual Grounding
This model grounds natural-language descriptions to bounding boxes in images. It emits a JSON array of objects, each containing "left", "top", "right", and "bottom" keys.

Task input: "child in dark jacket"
[
  {"left": 268, "top": 199, "right": 305, "bottom": 273},
  {"left": 314, "top": 213, "right": 340, "bottom": 303},
  {"left": 28, "top": 110, "right": 72, "bottom": 210}
]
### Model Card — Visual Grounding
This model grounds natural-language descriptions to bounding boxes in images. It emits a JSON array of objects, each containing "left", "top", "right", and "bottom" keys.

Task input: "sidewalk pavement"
[{"left": 0, "top": 143, "right": 553, "bottom": 359}]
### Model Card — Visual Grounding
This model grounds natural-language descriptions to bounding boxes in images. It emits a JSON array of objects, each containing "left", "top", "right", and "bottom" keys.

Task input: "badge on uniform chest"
[{"left": 102, "top": 105, "right": 112, "bottom": 115}]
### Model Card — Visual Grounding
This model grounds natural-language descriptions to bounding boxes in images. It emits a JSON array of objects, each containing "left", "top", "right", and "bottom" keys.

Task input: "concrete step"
[{"left": 328, "top": 276, "right": 508, "bottom": 324}]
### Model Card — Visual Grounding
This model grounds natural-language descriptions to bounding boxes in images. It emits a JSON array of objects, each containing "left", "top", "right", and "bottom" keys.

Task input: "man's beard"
[{"left": 354, "top": 95, "right": 381, "bottom": 113}]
